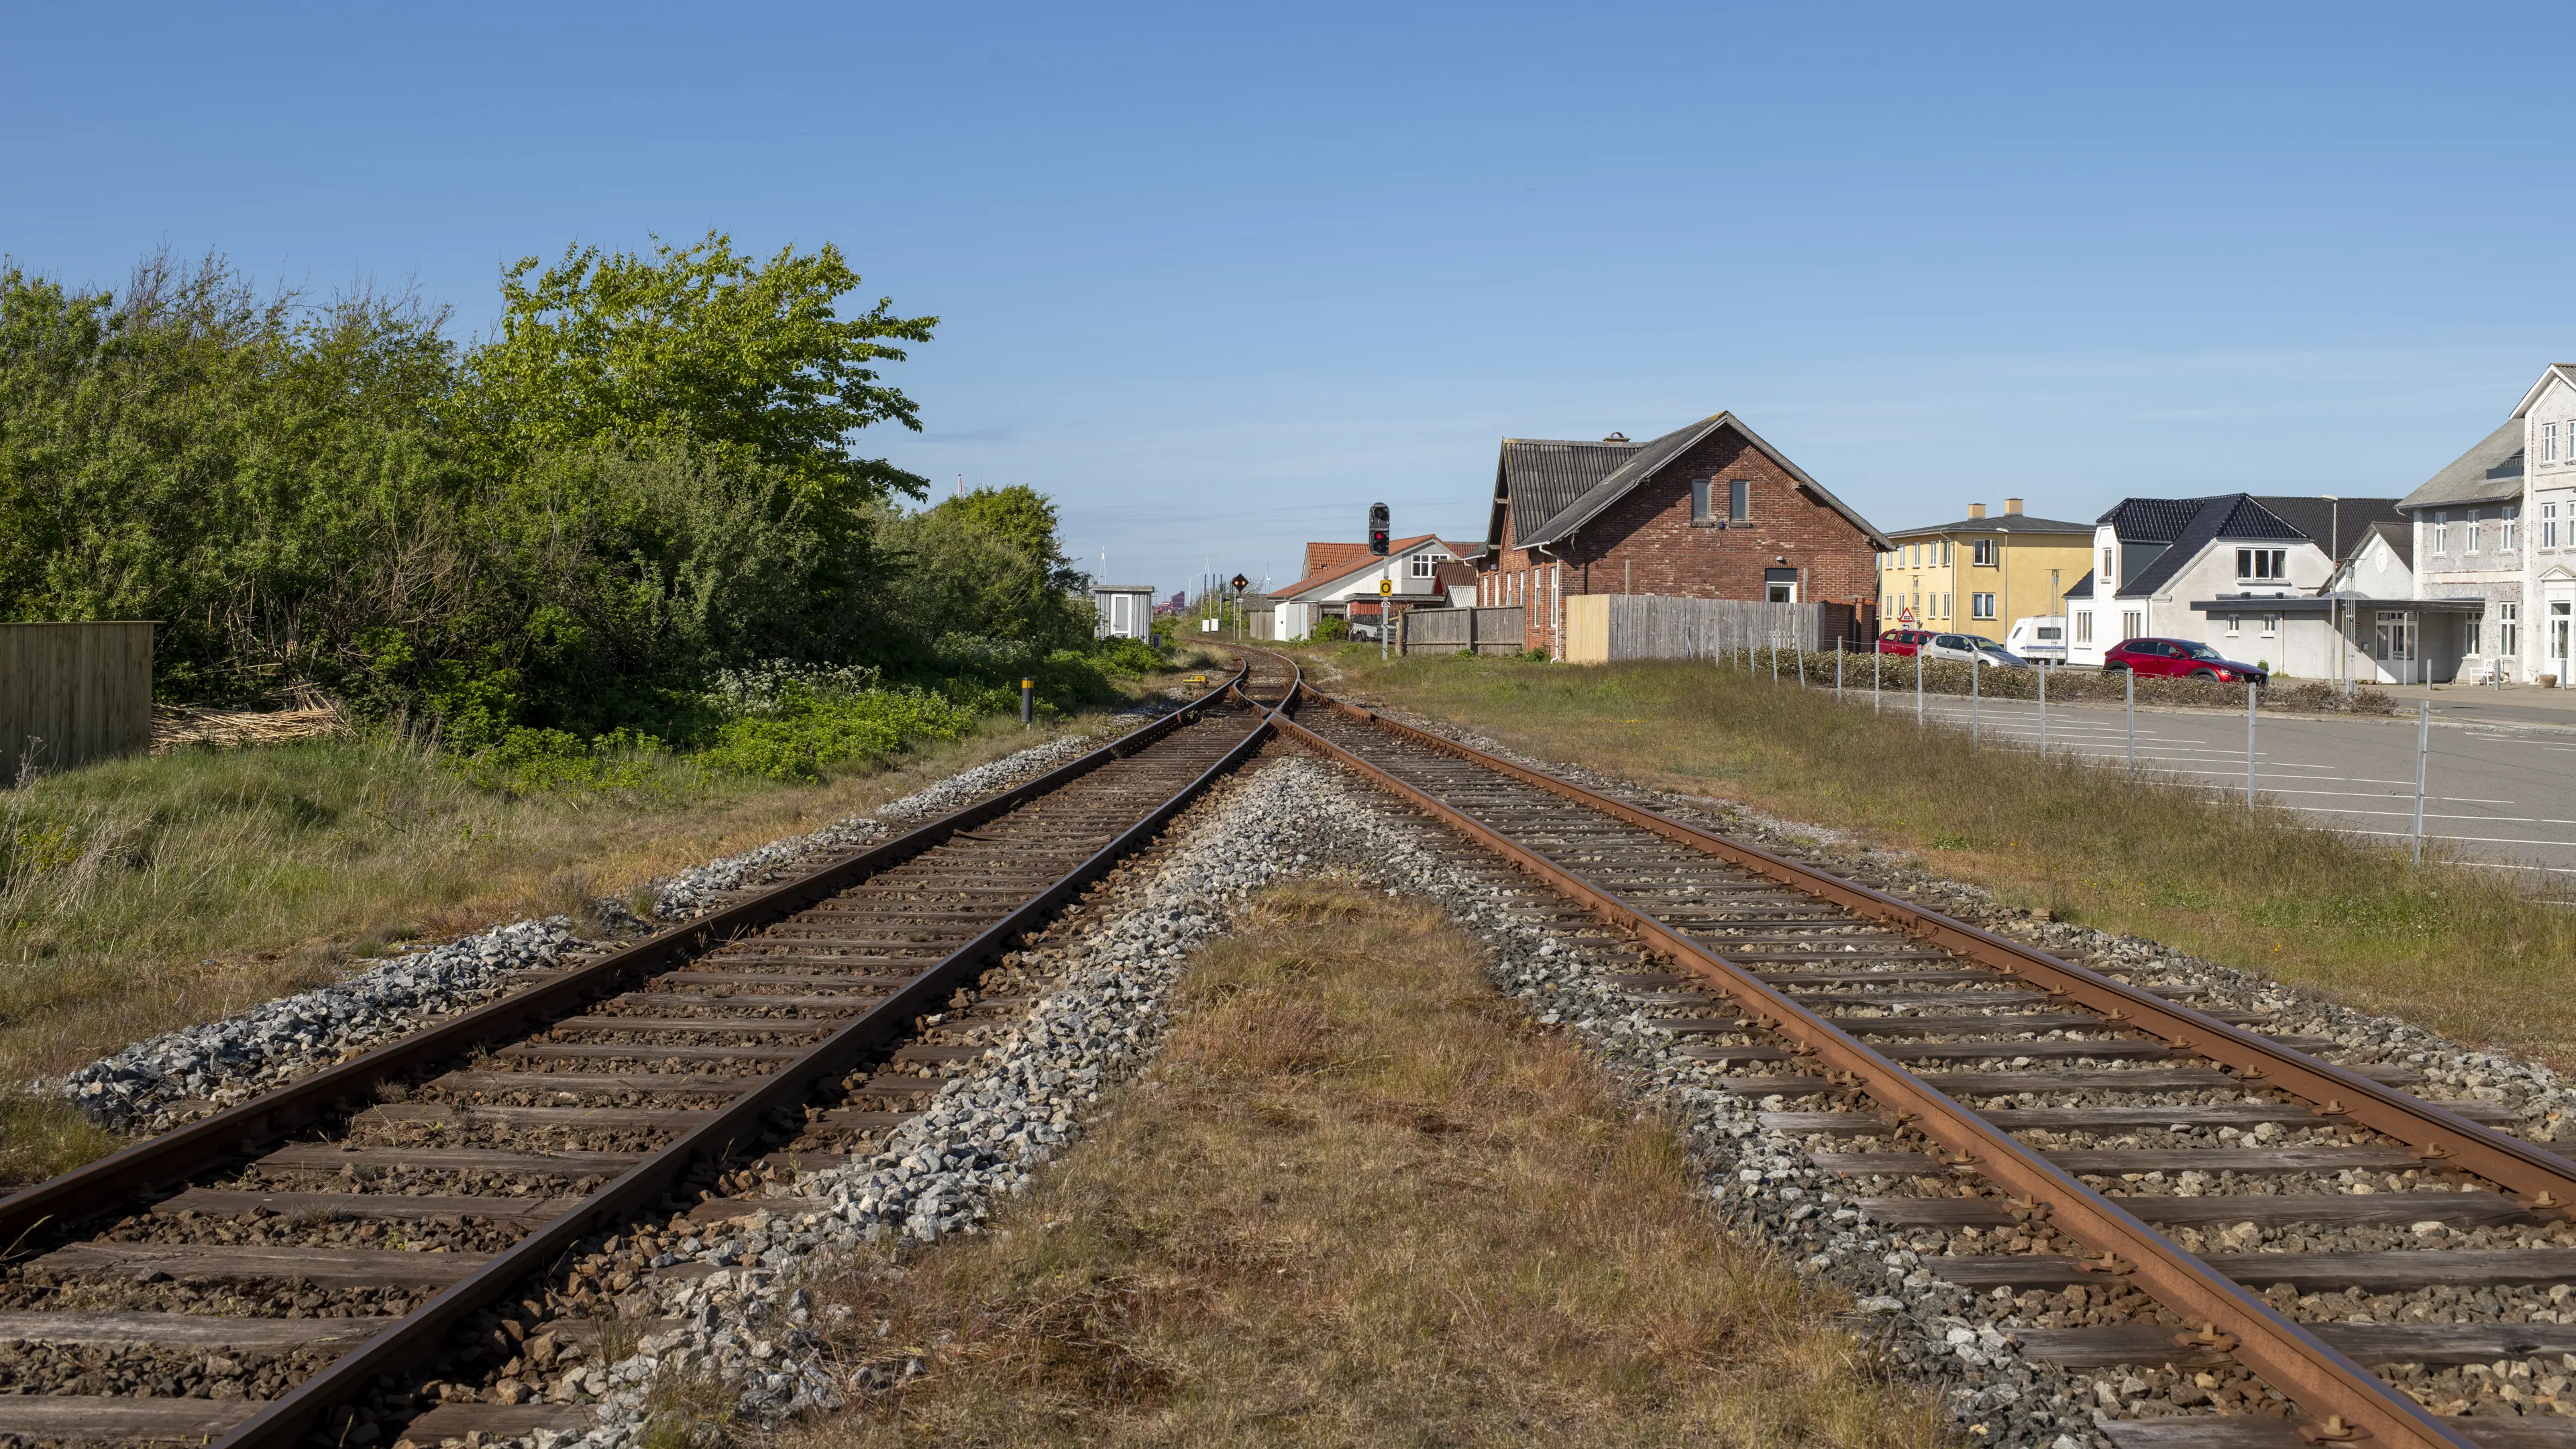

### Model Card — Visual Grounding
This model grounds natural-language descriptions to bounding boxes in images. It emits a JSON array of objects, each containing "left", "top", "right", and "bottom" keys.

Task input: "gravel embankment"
[{"left": 51, "top": 731, "right": 1120, "bottom": 1132}]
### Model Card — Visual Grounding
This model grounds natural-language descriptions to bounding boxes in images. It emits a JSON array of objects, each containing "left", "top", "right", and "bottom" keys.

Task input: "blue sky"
[{"left": 5, "top": 3, "right": 2569, "bottom": 601}]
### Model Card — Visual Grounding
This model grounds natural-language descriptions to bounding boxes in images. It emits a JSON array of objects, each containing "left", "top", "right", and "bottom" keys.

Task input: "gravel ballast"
[{"left": 529, "top": 757, "right": 1329, "bottom": 1448}]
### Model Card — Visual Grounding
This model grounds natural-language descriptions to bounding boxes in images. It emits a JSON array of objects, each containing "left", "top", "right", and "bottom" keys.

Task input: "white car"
[{"left": 1924, "top": 632, "right": 2027, "bottom": 667}]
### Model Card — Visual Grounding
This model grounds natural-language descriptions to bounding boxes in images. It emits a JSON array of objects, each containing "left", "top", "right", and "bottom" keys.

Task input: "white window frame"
[
  {"left": 2260, "top": 614, "right": 2277, "bottom": 639},
  {"left": 2548, "top": 421, "right": 2562, "bottom": 464},
  {"left": 2432, "top": 512, "right": 2449, "bottom": 553},
  {"left": 2224, "top": 614, "right": 2241, "bottom": 638},
  {"left": 2122, "top": 610, "right": 2144, "bottom": 639},
  {"left": 1971, "top": 592, "right": 1996, "bottom": 619},
  {"left": 2235, "top": 547, "right": 2288, "bottom": 580},
  {"left": 2102, "top": 547, "right": 2114, "bottom": 585},
  {"left": 1409, "top": 552, "right": 1436, "bottom": 579},
  {"left": 2466, "top": 616, "right": 2483, "bottom": 657},
  {"left": 2500, "top": 602, "right": 2520, "bottom": 656},
  {"left": 2544, "top": 502, "right": 2561, "bottom": 551},
  {"left": 2074, "top": 611, "right": 2094, "bottom": 644},
  {"left": 1972, "top": 539, "right": 1996, "bottom": 567},
  {"left": 2501, "top": 505, "right": 2518, "bottom": 550},
  {"left": 2465, "top": 511, "right": 2483, "bottom": 553}
]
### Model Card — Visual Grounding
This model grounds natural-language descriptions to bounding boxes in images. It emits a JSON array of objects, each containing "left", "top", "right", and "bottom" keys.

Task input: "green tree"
[{"left": 463, "top": 232, "right": 937, "bottom": 507}]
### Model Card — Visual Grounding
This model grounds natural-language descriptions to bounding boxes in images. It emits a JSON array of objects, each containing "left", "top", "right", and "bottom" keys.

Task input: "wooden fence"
[
  {"left": 1397, "top": 606, "right": 1525, "bottom": 655},
  {"left": 2, "top": 623, "right": 155, "bottom": 778},
  {"left": 1562, "top": 595, "right": 1865, "bottom": 664}
]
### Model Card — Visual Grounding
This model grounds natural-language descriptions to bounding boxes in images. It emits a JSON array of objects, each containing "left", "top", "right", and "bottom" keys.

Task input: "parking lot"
[{"left": 1849, "top": 685, "right": 2576, "bottom": 896}]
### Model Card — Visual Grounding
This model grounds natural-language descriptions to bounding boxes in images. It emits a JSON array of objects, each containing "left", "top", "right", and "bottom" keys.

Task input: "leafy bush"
[
  {"left": 1091, "top": 635, "right": 1169, "bottom": 679},
  {"left": 1311, "top": 616, "right": 1352, "bottom": 642},
  {"left": 453, "top": 727, "right": 667, "bottom": 795},
  {"left": 696, "top": 689, "right": 978, "bottom": 782}
]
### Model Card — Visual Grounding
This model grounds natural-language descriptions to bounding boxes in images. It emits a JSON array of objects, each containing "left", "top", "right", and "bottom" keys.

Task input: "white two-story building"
[
  {"left": 2520, "top": 364, "right": 2576, "bottom": 684},
  {"left": 2394, "top": 362, "right": 2576, "bottom": 686}
]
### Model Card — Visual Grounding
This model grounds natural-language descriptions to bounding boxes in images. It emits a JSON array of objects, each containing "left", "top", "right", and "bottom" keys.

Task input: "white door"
[
  {"left": 2372, "top": 612, "right": 2416, "bottom": 684},
  {"left": 2553, "top": 601, "right": 2572, "bottom": 686}
]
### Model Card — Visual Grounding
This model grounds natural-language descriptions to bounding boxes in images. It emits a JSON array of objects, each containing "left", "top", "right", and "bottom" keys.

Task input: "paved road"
[{"left": 1836, "top": 685, "right": 2576, "bottom": 897}]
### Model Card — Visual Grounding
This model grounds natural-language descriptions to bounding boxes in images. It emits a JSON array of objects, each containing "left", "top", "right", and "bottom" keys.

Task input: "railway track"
[
  {"left": 1237, "top": 647, "right": 2576, "bottom": 1449},
  {"left": 0, "top": 655, "right": 1299, "bottom": 1449}
]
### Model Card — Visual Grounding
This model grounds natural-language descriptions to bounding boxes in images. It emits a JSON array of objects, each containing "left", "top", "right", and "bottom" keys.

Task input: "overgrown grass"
[
  {"left": 787, "top": 879, "right": 1948, "bottom": 1448},
  {"left": 1308, "top": 647, "right": 2576, "bottom": 1070}
]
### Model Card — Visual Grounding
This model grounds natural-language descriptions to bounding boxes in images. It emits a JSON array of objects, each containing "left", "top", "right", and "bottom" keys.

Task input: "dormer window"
[
  {"left": 2235, "top": 547, "right": 2287, "bottom": 580},
  {"left": 1409, "top": 551, "right": 1436, "bottom": 578}
]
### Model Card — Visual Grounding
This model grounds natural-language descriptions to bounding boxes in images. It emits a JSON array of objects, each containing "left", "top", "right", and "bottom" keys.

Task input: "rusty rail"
[{"left": 1240, "top": 651, "right": 2487, "bottom": 1449}]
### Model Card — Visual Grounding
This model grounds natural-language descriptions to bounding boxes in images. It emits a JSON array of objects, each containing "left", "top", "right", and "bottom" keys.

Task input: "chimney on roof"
[
  {"left": 1603, "top": 432, "right": 1629, "bottom": 443},
  {"left": 2004, "top": 497, "right": 2024, "bottom": 515},
  {"left": 1968, "top": 502, "right": 1987, "bottom": 519}
]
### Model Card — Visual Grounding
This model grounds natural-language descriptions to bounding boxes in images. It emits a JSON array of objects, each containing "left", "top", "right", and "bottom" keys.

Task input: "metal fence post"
[
  {"left": 2125, "top": 669, "right": 2136, "bottom": 781},
  {"left": 1835, "top": 641, "right": 1843, "bottom": 700},
  {"left": 1970, "top": 655, "right": 1980, "bottom": 748},
  {"left": 2412, "top": 700, "right": 2430, "bottom": 865},
  {"left": 2037, "top": 660, "right": 2047, "bottom": 757},
  {"left": 1915, "top": 648, "right": 1924, "bottom": 729},
  {"left": 2245, "top": 680, "right": 2257, "bottom": 814},
  {"left": 1873, "top": 647, "right": 1881, "bottom": 714}
]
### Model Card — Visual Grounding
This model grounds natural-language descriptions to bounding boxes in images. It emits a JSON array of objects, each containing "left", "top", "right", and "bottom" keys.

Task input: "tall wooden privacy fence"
[
  {"left": 1562, "top": 595, "right": 1863, "bottom": 665},
  {"left": 1397, "top": 606, "right": 1526, "bottom": 655},
  {"left": 2, "top": 623, "right": 154, "bottom": 778}
]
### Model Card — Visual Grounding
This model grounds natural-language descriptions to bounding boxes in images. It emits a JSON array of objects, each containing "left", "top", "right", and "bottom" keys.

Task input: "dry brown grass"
[
  {"left": 1303, "top": 647, "right": 2576, "bottom": 1071},
  {"left": 785, "top": 878, "right": 1950, "bottom": 1449},
  {"left": 0, "top": 714, "right": 1125, "bottom": 1186}
]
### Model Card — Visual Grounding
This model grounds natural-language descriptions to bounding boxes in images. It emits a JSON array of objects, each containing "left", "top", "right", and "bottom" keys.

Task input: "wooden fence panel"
[
  {"left": 1399, "top": 606, "right": 1526, "bottom": 655},
  {"left": 1, "top": 623, "right": 155, "bottom": 778},
  {"left": 1576, "top": 596, "right": 1869, "bottom": 663}
]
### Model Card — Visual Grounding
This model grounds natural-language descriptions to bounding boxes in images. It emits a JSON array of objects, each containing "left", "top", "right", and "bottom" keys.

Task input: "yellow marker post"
[{"left": 1378, "top": 578, "right": 1393, "bottom": 660}]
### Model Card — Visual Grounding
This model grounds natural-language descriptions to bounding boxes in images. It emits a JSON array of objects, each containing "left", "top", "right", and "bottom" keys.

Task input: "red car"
[
  {"left": 1876, "top": 629, "right": 1935, "bottom": 656},
  {"left": 2101, "top": 637, "right": 2269, "bottom": 684}
]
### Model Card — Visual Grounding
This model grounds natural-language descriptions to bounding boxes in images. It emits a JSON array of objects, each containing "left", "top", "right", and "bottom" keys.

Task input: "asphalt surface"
[{"left": 1838, "top": 682, "right": 2576, "bottom": 898}]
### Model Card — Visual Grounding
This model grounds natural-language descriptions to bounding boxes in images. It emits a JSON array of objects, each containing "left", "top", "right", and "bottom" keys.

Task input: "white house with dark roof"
[
  {"left": 1271, "top": 533, "right": 1477, "bottom": 641},
  {"left": 2057, "top": 492, "right": 2439, "bottom": 678}
]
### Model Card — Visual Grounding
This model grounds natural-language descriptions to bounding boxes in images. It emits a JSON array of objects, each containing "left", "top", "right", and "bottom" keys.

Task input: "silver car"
[{"left": 1925, "top": 633, "right": 2027, "bottom": 667}]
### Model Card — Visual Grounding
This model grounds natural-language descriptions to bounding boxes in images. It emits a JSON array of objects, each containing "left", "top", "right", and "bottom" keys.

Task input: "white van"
[{"left": 2005, "top": 615, "right": 2068, "bottom": 662}]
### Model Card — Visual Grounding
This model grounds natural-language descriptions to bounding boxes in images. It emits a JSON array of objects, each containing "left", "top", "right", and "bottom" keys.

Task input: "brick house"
[{"left": 1473, "top": 413, "right": 1891, "bottom": 655}]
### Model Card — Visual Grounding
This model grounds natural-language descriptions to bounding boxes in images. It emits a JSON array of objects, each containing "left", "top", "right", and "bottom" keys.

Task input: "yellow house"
[{"left": 1876, "top": 498, "right": 2096, "bottom": 642}]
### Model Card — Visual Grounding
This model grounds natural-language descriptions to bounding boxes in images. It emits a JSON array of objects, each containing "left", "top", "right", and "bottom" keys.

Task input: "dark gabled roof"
[
  {"left": 1491, "top": 413, "right": 1891, "bottom": 553},
  {"left": 2398, "top": 416, "right": 2526, "bottom": 512},
  {"left": 1485, "top": 438, "right": 1640, "bottom": 555},
  {"left": 1886, "top": 512, "right": 2094, "bottom": 538},
  {"left": 2096, "top": 496, "right": 2208, "bottom": 541},
  {"left": 2251, "top": 496, "right": 2404, "bottom": 559},
  {"left": 2113, "top": 495, "right": 2310, "bottom": 598},
  {"left": 2063, "top": 569, "right": 2095, "bottom": 600},
  {"left": 2353, "top": 519, "right": 2412, "bottom": 570}
]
